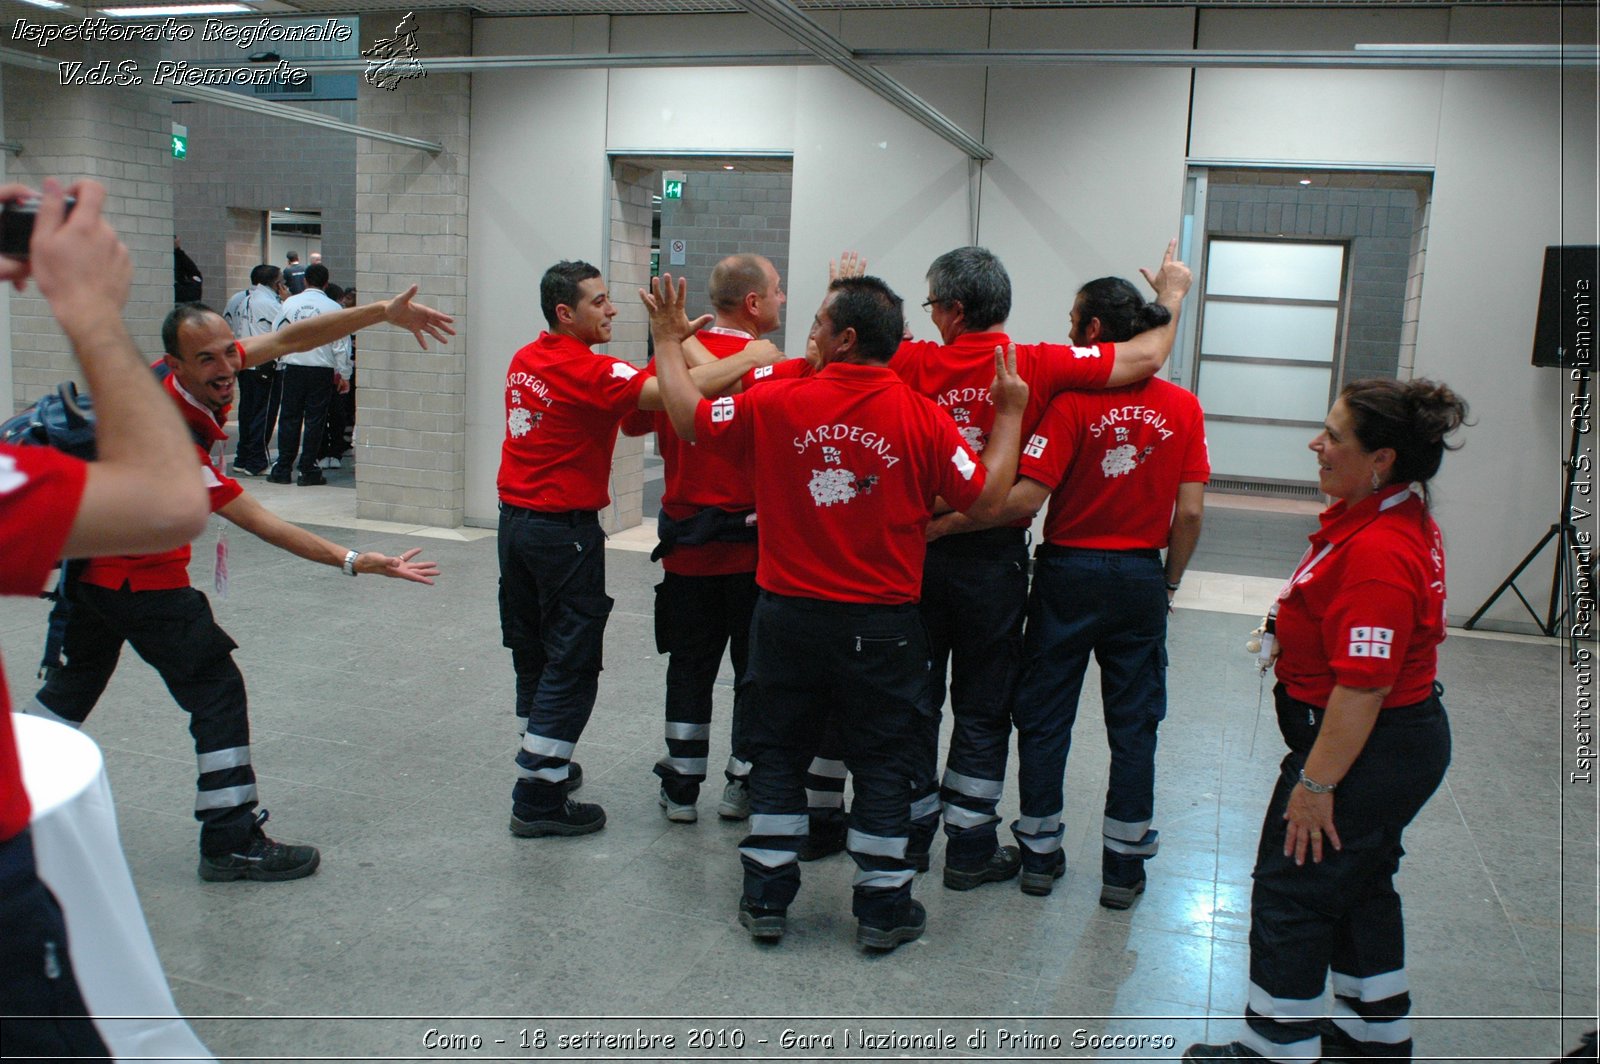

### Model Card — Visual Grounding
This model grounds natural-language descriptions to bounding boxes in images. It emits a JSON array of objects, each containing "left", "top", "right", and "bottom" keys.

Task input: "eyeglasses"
[{"left": 921, "top": 298, "right": 947, "bottom": 312}]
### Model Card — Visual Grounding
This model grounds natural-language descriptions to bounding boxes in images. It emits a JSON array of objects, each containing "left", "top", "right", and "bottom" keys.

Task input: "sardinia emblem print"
[
  {"left": 508, "top": 407, "right": 535, "bottom": 438},
  {"left": 808, "top": 468, "right": 880, "bottom": 507}
]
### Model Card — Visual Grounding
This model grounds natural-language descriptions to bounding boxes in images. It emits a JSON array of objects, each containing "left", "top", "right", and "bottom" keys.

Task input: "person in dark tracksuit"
[
  {"left": 644, "top": 271, "right": 1028, "bottom": 951},
  {"left": 1185, "top": 378, "right": 1469, "bottom": 1063},
  {"left": 498, "top": 261, "right": 778, "bottom": 839}
]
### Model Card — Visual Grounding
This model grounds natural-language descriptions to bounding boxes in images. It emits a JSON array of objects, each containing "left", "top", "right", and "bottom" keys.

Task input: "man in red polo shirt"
[
  {"left": 25, "top": 291, "right": 452, "bottom": 883},
  {"left": 621, "top": 253, "right": 786, "bottom": 824},
  {"left": 500, "top": 260, "right": 779, "bottom": 839},
  {"left": 644, "top": 270, "right": 1028, "bottom": 951},
  {"left": 880, "top": 242, "right": 1191, "bottom": 889},
  {"left": 1, "top": 178, "right": 209, "bottom": 1060}
]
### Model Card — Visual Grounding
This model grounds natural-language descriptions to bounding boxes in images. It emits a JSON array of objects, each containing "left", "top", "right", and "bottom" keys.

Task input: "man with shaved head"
[
  {"left": 25, "top": 286, "right": 454, "bottom": 882},
  {"left": 622, "top": 253, "right": 785, "bottom": 823}
]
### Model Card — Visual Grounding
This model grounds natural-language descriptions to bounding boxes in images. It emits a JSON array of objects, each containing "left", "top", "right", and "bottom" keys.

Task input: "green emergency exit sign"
[
  {"left": 663, "top": 179, "right": 683, "bottom": 199},
  {"left": 172, "top": 133, "right": 187, "bottom": 160}
]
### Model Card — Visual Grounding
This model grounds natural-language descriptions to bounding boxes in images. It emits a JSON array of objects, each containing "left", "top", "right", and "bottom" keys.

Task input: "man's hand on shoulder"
[{"left": 382, "top": 284, "right": 456, "bottom": 349}]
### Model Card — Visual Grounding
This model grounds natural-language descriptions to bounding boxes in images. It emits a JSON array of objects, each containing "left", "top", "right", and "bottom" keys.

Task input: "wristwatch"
[
  {"left": 342, "top": 549, "right": 359, "bottom": 577},
  {"left": 1298, "top": 770, "right": 1336, "bottom": 794}
]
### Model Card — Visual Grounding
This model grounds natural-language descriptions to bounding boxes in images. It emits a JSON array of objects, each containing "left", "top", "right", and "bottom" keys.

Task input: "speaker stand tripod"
[{"left": 1464, "top": 361, "right": 1590, "bottom": 642}]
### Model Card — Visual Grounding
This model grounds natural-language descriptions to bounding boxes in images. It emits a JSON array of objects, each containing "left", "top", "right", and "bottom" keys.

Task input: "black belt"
[
  {"left": 926, "top": 525, "right": 1027, "bottom": 557},
  {"left": 1035, "top": 544, "right": 1160, "bottom": 561},
  {"left": 758, "top": 589, "right": 919, "bottom": 618},
  {"left": 499, "top": 503, "right": 598, "bottom": 526}
]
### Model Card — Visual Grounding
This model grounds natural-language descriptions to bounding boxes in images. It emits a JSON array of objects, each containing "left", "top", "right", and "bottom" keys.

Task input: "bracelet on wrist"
[
  {"left": 1298, "top": 770, "right": 1336, "bottom": 794},
  {"left": 342, "top": 549, "right": 359, "bottom": 577},
  {"left": 1165, "top": 580, "right": 1181, "bottom": 592}
]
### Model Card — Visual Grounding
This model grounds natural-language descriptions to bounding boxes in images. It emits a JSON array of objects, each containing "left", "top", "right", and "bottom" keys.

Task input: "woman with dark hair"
[{"left": 1186, "top": 378, "right": 1469, "bottom": 1063}]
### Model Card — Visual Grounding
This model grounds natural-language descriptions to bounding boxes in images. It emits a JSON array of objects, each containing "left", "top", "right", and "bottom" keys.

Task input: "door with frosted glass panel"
[{"left": 1194, "top": 239, "right": 1349, "bottom": 489}]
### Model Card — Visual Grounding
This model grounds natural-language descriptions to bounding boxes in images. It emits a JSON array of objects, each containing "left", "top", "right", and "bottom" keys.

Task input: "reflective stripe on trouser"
[
  {"left": 651, "top": 571, "right": 758, "bottom": 803},
  {"left": 806, "top": 753, "right": 847, "bottom": 837},
  {"left": 742, "top": 593, "right": 927, "bottom": 926},
  {"left": 1243, "top": 687, "right": 1450, "bottom": 1063},
  {"left": 30, "top": 583, "right": 259, "bottom": 855},
  {"left": 1010, "top": 550, "right": 1166, "bottom": 882},
  {"left": 499, "top": 511, "right": 612, "bottom": 816},
  {"left": 919, "top": 538, "right": 1028, "bottom": 867}
]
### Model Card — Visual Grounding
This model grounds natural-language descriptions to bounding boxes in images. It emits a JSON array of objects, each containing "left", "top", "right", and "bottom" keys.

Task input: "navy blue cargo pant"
[
  {"left": 1240, "top": 684, "right": 1450, "bottom": 1063},
  {"left": 738, "top": 592, "right": 929, "bottom": 928},
  {"left": 653, "top": 570, "right": 758, "bottom": 804},
  {"left": 1011, "top": 546, "right": 1167, "bottom": 887},
  {"left": 499, "top": 505, "right": 612, "bottom": 817}
]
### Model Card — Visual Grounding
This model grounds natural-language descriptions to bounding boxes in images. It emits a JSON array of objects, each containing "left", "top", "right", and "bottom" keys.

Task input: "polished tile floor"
[{"left": 2, "top": 478, "right": 1593, "bottom": 1062}]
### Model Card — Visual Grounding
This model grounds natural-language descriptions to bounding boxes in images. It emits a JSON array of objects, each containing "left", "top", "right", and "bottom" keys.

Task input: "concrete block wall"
[
  {"left": 354, "top": 8, "right": 471, "bottom": 527},
  {"left": 171, "top": 99, "right": 358, "bottom": 302},
  {"left": 3, "top": 64, "right": 172, "bottom": 408},
  {"left": 604, "top": 161, "right": 655, "bottom": 533},
  {"left": 222, "top": 208, "right": 265, "bottom": 294},
  {"left": 658, "top": 169, "right": 792, "bottom": 318},
  {"left": 1205, "top": 172, "right": 1424, "bottom": 387}
]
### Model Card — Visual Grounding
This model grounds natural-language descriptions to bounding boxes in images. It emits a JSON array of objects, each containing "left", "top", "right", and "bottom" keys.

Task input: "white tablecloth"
[{"left": 16, "top": 712, "right": 216, "bottom": 1061}]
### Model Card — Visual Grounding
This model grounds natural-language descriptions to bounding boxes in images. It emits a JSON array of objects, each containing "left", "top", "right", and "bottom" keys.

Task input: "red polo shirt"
[
  {"left": 80, "top": 365, "right": 243, "bottom": 592},
  {"left": 1273, "top": 485, "right": 1447, "bottom": 708},
  {"left": 693, "top": 362, "right": 986, "bottom": 605},
  {"left": 497, "top": 332, "right": 648, "bottom": 513},
  {"left": 1019, "top": 377, "right": 1209, "bottom": 549}
]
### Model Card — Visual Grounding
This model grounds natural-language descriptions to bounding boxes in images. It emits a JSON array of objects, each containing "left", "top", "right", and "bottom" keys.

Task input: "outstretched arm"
[
  {"left": 1103, "top": 238, "right": 1193, "bottom": 388},
  {"left": 217, "top": 491, "right": 439, "bottom": 583},
  {"left": 240, "top": 285, "right": 455, "bottom": 368},
  {"left": 7, "top": 179, "right": 209, "bottom": 557}
]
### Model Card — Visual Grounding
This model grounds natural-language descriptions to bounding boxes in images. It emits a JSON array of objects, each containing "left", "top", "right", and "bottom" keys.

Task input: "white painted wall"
[
  {"left": 1191, "top": 9, "right": 1450, "bottom": 167},
  {"left": 979, "top": 8, "right": 1195, "bottom": 346}
]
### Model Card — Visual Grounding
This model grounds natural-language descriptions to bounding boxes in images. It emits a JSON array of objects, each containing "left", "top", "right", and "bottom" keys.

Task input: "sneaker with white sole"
[
  {"left": 658, "top": 787, "right": 698, "bottom": 823},
  {"left": 717, "top": 778, "right": 750, "bottom": 820},
  {"left": 198, "top": 810, "right": 320, "bottom": 883}
]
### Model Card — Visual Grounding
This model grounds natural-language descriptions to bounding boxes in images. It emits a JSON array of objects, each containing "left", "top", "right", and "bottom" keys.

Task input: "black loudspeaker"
[{"left": 1531, "top": 244, "right": 1598, "bottom": 368}]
